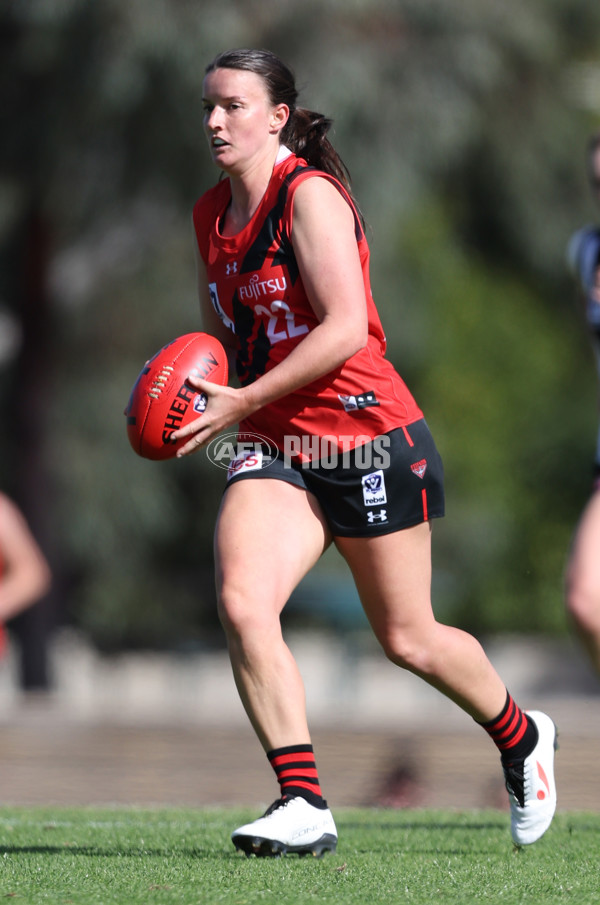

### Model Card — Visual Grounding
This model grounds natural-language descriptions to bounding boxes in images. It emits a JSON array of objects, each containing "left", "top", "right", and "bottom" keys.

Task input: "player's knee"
[
  {"left": 218, "top": 590, "right": 250, "bottom": 638},
  {"left": 566, "top": 578, "right": 600, "bottom": 637},
  {"left": 217, "top": 585, "right": 274, "bottom": 640},
  {"left": 379, "top": 631, "right": 433, "bottom": 675}
]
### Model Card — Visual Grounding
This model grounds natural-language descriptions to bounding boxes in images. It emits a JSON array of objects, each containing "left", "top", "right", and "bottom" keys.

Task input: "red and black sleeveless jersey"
[{"left": 193, "top": 150, "right": 423, "bottom": 461}]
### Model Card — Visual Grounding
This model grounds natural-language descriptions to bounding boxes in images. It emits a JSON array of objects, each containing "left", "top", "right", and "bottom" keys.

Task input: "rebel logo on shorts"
[
  {"left": 410, "top": 459, "right": 427, "bottom": 479},
  {"left": 362, "top": 470, "right": 387, "bottom": 506}
]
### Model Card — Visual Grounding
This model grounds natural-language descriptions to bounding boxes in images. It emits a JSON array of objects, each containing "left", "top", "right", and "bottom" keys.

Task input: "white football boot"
[
  {"left": 503, "top": 710, "right": 558, "bottom": 845},
  {"left": 231, "top": 796, "right": 338, "bottom": 857}
]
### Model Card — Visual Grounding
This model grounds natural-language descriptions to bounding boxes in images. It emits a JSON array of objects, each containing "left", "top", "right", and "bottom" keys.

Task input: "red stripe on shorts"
[{"left": 402, "top": 425, "right": 415, "bottom": 447}]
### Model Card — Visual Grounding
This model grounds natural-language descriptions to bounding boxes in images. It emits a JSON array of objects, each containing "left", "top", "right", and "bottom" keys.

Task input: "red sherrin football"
[{"left": 125, "top": 332, "right": 228, "bottom": 460}]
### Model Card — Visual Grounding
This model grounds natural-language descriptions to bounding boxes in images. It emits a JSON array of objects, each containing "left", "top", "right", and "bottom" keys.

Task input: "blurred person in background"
[
  {"left": 0, "top": 491, "right": 51, "bottom": 660},
  {"left": 565, "top": 130, "right": 600, "bottom": 673},
  {"left": 172, "top": 48, "right": 558, "bottom": 856}
]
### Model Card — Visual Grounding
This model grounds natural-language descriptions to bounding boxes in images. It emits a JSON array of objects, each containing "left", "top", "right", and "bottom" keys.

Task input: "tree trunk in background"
[{"left": 10, "top": 207, "right": 56, "bottom": 690}]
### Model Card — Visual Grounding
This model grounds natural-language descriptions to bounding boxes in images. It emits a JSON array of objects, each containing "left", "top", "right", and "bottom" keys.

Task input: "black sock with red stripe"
[
  {"left": 267, "top": 744, "right": 327, "bottom": 809},
  {"left": 478, "top": 691, "right": 538, "bottom": 763}
]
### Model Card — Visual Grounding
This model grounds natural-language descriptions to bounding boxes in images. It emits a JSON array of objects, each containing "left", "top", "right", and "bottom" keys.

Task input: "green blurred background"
[{"left": 2, "top": 0, "right": 600, "bottom": 685}]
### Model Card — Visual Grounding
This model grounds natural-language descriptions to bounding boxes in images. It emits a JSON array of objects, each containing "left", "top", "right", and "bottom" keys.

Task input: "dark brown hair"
[{"left": 205, "top": 49, "right": 363, "bottom": 220}]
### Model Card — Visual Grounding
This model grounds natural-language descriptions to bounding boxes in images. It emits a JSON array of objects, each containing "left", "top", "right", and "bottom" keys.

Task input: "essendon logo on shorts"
[{"left": 411, "top": 459, "right": 427, "bottom": 479}]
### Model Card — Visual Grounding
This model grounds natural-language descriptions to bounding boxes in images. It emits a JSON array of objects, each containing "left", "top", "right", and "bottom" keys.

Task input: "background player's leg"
[{"left": 565, "top": 488, "right": 600, "bottom": 672}]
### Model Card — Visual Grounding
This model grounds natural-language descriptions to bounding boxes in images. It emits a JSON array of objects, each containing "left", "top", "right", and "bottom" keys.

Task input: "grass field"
[{"left": 0, "top": 806, "right": 598, "bottom": 905}]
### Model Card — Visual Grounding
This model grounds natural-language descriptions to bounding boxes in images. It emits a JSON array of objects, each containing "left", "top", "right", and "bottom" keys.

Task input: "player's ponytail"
[{"left": 281, "top": 109, "right": 349, "bottom": 187}]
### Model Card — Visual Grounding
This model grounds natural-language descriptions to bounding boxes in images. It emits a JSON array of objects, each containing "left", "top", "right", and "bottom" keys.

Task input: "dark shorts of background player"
[{"left": 225, "top": 418, "right": 445, "bottom": 537}]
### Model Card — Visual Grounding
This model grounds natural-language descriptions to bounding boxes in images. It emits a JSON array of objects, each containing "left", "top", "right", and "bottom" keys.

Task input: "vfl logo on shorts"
[{"left": 362, "top": 470, "right": 387, "bottom": 506}]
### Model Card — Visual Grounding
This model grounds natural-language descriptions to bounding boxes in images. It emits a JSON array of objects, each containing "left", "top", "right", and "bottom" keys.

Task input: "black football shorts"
[{"left": 224, "top": 418, "right": 445, "bottom": 537}]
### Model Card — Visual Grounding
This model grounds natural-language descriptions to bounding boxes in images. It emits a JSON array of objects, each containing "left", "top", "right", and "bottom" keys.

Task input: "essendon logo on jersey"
[{"left": 411, "top": 459, "right": 427, "bottom": 479}]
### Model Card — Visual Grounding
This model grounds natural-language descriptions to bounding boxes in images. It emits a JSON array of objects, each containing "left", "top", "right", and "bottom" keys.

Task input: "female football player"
[
  {"left": 172, "top": 48, "right": 557, "bottom": 855},
  {"left": 565, "top": 131, "right": 600, "bottom": 672}
]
